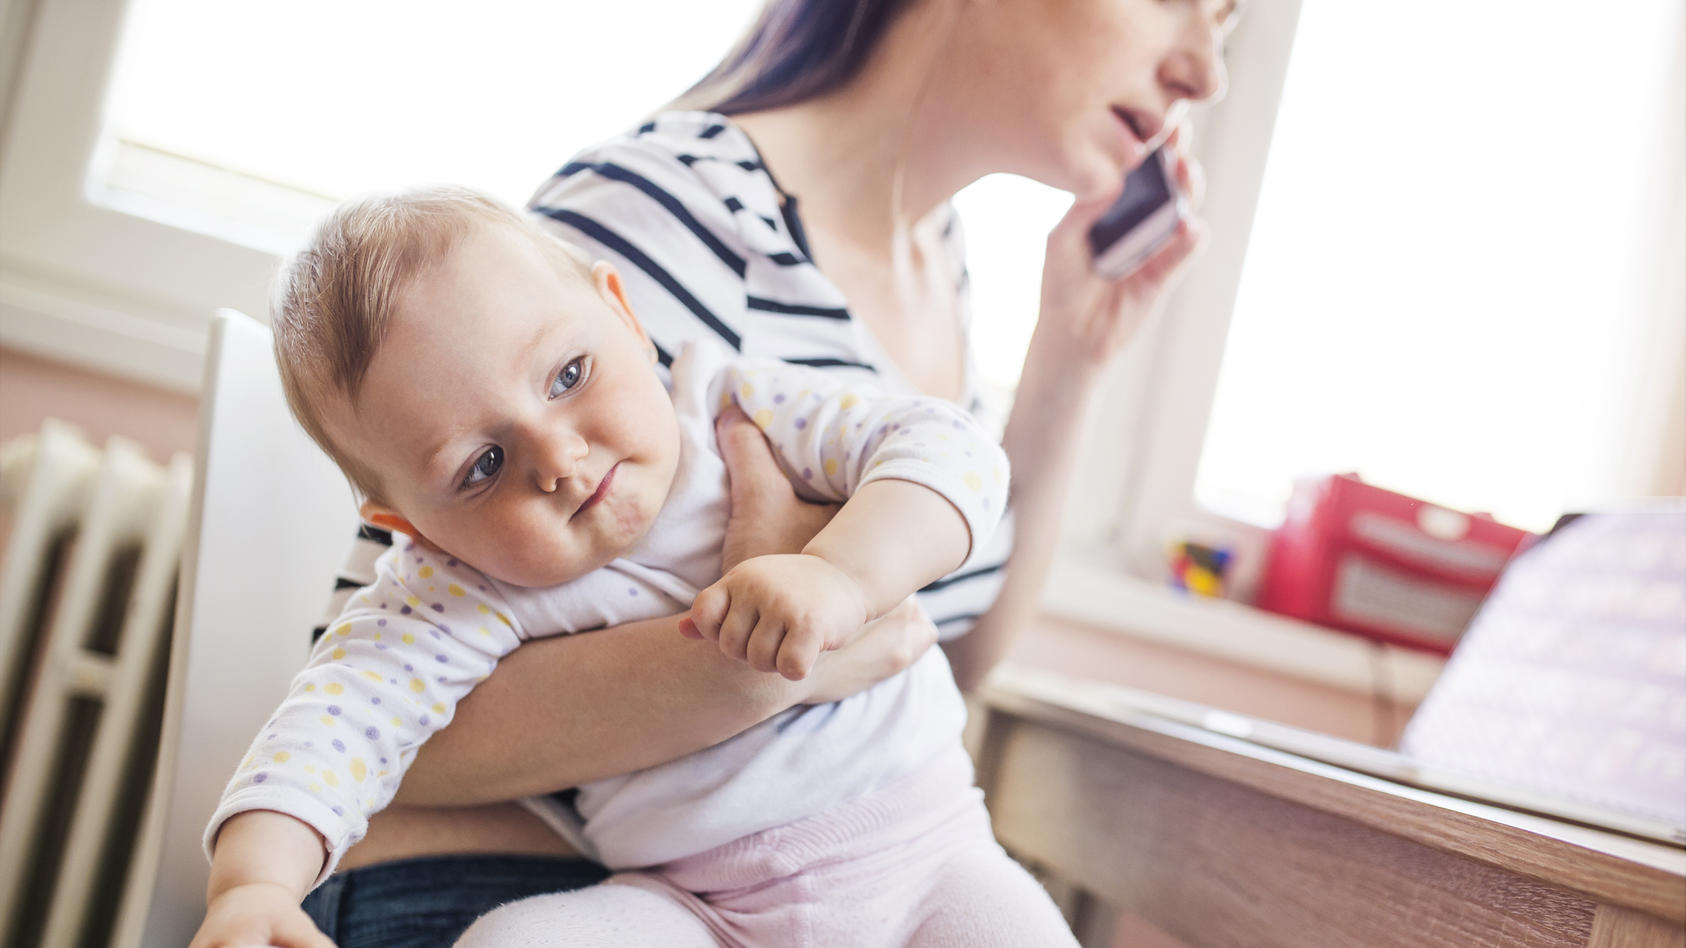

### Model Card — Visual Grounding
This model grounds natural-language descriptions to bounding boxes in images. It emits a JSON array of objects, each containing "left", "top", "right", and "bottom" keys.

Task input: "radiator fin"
[{"left": 0, "top": 422, "right": 193, "bottom": 948}]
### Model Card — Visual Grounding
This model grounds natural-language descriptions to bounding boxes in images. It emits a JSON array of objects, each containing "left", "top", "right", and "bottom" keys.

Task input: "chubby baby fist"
[{"left": 688, "top": 553, "right": 869, "bottom": 680}]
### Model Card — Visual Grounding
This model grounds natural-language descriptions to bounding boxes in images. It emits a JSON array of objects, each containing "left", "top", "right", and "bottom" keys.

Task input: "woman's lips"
[
  {"left": 1110, "top": 107, "right": 1151, "bottom": 166},
  {"left": 572, "top": 462, "right": 618, "bottom": 520}
]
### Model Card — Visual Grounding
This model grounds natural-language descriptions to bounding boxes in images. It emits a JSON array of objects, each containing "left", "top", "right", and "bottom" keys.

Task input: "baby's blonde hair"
[{"left": 272, "top": 186, "right": 591, "bottom": 500}]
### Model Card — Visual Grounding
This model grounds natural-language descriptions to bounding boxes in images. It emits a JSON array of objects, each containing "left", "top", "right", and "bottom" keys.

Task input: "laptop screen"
[{"left": 1398, "top": 509, "right": 1686, "bottom": 842}]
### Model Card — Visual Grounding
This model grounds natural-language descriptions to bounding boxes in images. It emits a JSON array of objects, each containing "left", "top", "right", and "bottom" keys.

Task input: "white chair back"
[{"left": 121, "top": 309, "right": 357, "bottom": 948}]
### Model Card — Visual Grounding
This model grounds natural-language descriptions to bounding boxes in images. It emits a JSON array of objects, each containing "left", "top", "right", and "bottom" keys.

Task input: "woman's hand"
[
  {"left": 1036, "top": 122, "right": 1210, "bottom": 377},
  {"left": 949, "top": 126, "right": 1212, "bottom": 692},
  {"left": 802, "top": 596, "right": 937, "bottom": 704},
  {"left": 715, "top": 406, "right": 837, "bottom": 569},
  {"left": 708, "top": 406, "right": 934, "bottom": 696}
]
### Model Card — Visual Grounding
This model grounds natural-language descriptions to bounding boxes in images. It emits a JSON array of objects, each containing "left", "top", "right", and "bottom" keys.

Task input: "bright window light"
[
  {"left": 102, "top": 0, "right": 1062, "bottom": 394},
  {"left": 953, "top": 176, "right": 1069, "bottom": 395},
  {"left": 1197, "top": 0, "right": 1683, "bottom": 532},
  {"left": 103, "top": 0, "right": 761, "bottom": 247}
]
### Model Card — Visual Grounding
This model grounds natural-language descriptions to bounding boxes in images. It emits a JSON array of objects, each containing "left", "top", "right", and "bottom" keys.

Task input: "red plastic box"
[{"left": 1257, "top": 474, "right": 1533, "bottom": 654}]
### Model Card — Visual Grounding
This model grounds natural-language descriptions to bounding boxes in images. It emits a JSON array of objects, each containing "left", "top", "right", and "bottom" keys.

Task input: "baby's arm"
[
  {"left": 203, "top": 549, "right": 524, "bottom": 895},
  {"left": 688, "top": 362, "right": 1009, "bottom": 678},
  {"left": 190, "top": 811, "right": 333, "bottom": 948}
]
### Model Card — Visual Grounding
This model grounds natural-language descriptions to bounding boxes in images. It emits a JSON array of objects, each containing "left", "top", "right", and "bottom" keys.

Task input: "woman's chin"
[
  {"left": 1050, "top": 143, "right": 1133, "bottom": 201},
  {"left": 1067, "top": 161, "right": 1126, "bottom": 202}
]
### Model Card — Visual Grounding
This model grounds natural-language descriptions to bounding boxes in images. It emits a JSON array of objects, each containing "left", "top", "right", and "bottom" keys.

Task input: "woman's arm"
[
  {"left": 944, "top": 128, "right": 1209, "bottom": 692},
  {"left": 394, "top": 410, "right": 932, "bottom": 805}
]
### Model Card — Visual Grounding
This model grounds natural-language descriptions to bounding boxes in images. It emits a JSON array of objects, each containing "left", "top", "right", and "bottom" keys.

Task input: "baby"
[{"left": 193, "top": 187, "right": 1076, "bottom": 947}]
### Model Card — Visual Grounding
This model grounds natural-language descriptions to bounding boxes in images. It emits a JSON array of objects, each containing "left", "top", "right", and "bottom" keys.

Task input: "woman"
[{"left": 301, "top": 0, "right": 1231, "bottom": 943}]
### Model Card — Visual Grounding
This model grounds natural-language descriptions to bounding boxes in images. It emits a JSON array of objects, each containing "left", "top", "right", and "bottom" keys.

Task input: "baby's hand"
[
  {"left": 189, "top": 882, "right": 336, "bottom": 948},
  {"left": 687, "top": 554, "right": 868, "bottom": 680}
]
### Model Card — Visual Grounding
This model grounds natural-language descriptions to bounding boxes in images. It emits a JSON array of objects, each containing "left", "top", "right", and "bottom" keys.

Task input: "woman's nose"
[
  {"left": 531, "top": 428, "right": 589, "bottom": 492},
  {"left": 1160, "top": 19, "right": 1228, "bottom": 105}
]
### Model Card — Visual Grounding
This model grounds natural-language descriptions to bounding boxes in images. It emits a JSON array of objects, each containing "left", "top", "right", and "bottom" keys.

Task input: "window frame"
[
  {"left": 1059, "top": 0, "right": 1686, "bottom": 606},
  {"left": 0, "top": 0, "right": 280, "bottom": 392},
  {"left": 1054, "top": 0, "right": 1306, "bottom": 601}
]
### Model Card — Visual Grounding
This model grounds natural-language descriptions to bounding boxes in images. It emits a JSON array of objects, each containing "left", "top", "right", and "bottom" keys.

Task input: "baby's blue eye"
[
  {"left": 462, "top": 446, "right": 503, "bottom": 488},
  {"left": 549, "top": 358, "right": 585, "bottom": 398}
]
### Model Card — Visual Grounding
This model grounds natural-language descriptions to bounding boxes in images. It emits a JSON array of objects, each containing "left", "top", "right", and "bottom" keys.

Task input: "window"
[
  {"left": 1088, "top": 0, "right": 1686, "bottom": 585},
  {"left": 0, "top": 0, "right": 760, "bottom": 389},
  {"left": 101, "top": 0, "right": 763, "bottom": 250},
  {"left": 1195, "top": 0, "right": 1686, "bottom": 534}
]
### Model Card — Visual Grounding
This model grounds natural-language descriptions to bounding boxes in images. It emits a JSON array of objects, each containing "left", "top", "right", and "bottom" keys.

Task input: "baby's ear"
[
  {"left": 359, "top": 501, "right": 437, "bottom": 549},
  {"left": 591, "top": 261, "right": 653, "bottom": 349}
]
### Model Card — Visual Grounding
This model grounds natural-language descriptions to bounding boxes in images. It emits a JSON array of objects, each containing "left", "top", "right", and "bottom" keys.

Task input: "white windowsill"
[{"left": 1040, "top": 547, "right": 1446, "bottom": 704}]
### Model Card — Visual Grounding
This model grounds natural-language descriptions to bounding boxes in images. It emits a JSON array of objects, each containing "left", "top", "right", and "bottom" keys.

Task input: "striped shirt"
[{"left": 319, "top": 110, "right": 1011, "bottom": 642}]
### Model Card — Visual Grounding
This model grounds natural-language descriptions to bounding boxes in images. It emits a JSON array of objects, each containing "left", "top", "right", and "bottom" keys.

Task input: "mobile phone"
[{"left": 1087, "top": 148, "right": 1189, "bottom": 280}]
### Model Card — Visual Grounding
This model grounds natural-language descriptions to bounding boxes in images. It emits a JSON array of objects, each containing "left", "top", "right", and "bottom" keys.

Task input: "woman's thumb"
[{"left": 716, "top": 406, "right": 781, "bottom": 505}]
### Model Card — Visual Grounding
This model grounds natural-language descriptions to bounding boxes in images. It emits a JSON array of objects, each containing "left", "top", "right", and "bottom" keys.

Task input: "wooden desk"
[{"left": 974, "top": 667, "right": 1686, "bottom": 948}]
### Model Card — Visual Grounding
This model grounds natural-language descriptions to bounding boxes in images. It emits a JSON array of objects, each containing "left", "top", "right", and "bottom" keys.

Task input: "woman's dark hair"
[{"left": 672, "top": 0, "right": 916, "bottom": 115}]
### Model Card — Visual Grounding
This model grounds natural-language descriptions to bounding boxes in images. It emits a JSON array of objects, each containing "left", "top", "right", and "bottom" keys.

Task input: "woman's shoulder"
[{"left": 527, "top": 111, "right": 788, "bottom": 236}]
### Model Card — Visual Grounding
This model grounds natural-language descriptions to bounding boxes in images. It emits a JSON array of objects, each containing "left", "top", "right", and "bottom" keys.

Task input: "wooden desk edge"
[{"left": 977, "top": 670, "right": 1686, "bottom": 926}]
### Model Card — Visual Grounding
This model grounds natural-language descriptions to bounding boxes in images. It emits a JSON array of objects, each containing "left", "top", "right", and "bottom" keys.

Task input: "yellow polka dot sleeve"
[
  {"left": 203, "top": 541, "right": 525, "bottom": 888},
  {"left": 716, "top": 357, "right": 1010, "bottom": 563}
]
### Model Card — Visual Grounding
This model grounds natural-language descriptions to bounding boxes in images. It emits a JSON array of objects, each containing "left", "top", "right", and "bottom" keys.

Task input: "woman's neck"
[{"left": 729, "top": 1, "right": 994, "bottom": 263}]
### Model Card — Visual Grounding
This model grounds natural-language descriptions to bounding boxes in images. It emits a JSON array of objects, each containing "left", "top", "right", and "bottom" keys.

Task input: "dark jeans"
[{"left": 302, "top": 854, "right": 611, "bottom": 948}]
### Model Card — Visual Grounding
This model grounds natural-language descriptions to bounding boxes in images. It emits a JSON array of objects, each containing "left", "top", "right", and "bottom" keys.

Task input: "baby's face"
[{"left": 336, "top": 224, "right": 681, "bottom": 587}]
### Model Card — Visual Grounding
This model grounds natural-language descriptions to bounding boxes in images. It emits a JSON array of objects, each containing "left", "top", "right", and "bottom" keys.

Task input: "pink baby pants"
[{"left": 454, "top": 749, "right": 1077, "bottom": 947}]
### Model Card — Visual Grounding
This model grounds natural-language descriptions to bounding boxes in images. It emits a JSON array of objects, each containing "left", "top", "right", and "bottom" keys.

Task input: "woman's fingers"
[
  {"left": 716, "top": 406, "right": 839, "bottom": 568},
  {"left": 1048, "top": 187, "right": 1120, "bottom": 257},
  {"left": 1133, "top": 216, "right": 1208, "bottom": 292},
  {"left": 716, "top": 407, "right": 783, "bottom": 510}
]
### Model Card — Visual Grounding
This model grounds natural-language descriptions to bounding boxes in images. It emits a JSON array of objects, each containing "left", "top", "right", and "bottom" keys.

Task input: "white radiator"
[{"left": 0, "top": 420, "right": 193, "bottom": 948}]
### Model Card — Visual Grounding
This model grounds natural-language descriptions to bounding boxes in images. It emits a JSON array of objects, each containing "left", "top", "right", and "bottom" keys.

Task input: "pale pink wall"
[
  {"left": 0, "top": 347, "right": 200, "bottom": 555},
  {"left": 0, "top": 347, "right": 199, "bottom": 462}
]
